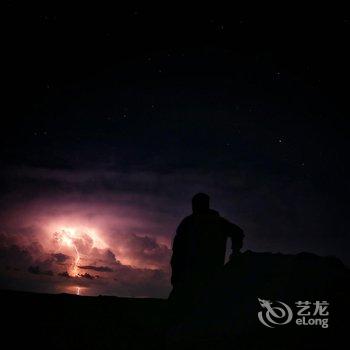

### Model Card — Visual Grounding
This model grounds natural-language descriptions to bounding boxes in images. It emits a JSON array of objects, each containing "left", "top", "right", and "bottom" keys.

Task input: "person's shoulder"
[
  {"left": 176, "top": 215, "right": 193, "bottom": 235},
  {"left": 180, "top": 214, "right": 193, "bottom": 223},
  {"left": 219, "top": 215, "right": 244, "bottom": 233},
  {"left": 178, "top": 214, "right": 193, "bottom": 227}
]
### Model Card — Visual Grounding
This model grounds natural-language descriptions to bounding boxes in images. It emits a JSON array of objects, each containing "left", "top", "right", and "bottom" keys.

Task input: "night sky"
[{"left": 1, "top": 4, "right": 349, "bottom": 297}]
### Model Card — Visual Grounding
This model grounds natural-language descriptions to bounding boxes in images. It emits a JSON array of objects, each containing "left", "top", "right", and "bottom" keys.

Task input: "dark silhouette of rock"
[{"left": 166, "top": 250, "right": 350, "bottom": 349}]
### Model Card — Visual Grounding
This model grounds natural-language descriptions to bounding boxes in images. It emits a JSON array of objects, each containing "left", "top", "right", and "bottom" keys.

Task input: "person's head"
[{"left": 192, "top": 193, "right": 210, "bottom": 214}]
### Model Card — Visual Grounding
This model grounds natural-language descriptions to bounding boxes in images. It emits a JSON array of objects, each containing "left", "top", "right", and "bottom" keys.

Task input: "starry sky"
[{"left": 1, "top": 4, "right": 349, "bottom": 297}]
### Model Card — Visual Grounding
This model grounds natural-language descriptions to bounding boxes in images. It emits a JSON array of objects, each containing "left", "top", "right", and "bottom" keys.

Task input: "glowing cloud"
[{"left": 52, "top": 227, "right": 107, "bottom": 276}]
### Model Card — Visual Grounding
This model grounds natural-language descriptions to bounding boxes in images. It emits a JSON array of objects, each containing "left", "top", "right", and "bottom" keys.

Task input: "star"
[{"left": 273, "top": 72, "right": 281, "bottom": 81}]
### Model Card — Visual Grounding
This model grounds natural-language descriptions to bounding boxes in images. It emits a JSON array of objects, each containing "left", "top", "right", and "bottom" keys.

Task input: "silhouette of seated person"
[{"left": 169, "top": 193, "right": 244, "bottom": 304}]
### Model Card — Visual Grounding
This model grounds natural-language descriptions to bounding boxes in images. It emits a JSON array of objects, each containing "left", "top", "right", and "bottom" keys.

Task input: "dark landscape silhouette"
[
  {"left": 2, "top": 251, "right": 349, "bottom": 349},
  {"left": 2, "top": 194, "right": 349, "bottom": 349}
]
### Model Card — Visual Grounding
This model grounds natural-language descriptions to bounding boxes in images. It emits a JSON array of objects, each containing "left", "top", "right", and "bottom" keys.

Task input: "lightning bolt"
[
  {"left": 54, "top": 228, "right": 82, "bottom": 277},
  {"left": 53, "top": 226, "right": 107, "bottom": 278},
  {"left": 71, "top": 244, "right": 80, "bottom": 276}
]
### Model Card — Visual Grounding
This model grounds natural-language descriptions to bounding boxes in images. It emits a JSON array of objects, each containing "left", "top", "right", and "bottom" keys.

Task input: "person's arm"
[
  {"left": 170, "top": 220, "right": 188, "bottom": 286},
  {"left": 222, "top": 219, "right": 244, "bottom": 256}
]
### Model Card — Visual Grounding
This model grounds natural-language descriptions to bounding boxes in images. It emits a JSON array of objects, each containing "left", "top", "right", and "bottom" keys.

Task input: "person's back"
[{"left": 170, "top": 193, "right": 244, "bottom": 301}]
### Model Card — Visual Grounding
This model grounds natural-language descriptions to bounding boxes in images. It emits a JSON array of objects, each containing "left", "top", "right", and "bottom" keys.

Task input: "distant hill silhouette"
[{"left": 2, "top": 251, "right": 349, "bottom": 349}]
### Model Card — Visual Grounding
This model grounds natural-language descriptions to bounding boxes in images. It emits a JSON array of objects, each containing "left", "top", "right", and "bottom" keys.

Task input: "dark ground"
[
  {"left": 2, "top": 251, "right": 349, "bottom": 349},
  {"left": 1, "top": 289, "right": 168, "bottom": 349}
]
